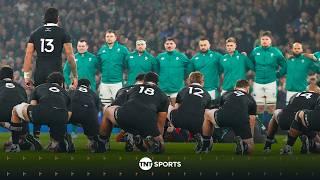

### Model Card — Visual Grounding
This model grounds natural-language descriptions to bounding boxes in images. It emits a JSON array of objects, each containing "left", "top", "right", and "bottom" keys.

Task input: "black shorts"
[
  {"left": 115, "top": 106, "right": 160, "bottom": 137},
  {"left": 278, "top": 110, "right": 296, "bottom": 130},
  {"left": 215, "top": 109, "right": 252, "bottom": 139},
  {"left": 27, "top": 104, "right": 68, "bottom": 141},
  {"left": 69, "top": 104, "right": 99, "bottom": 137},
  {"left": 303, "top": 110, "right": 320, "bottom": 131},
  {"left": 170, "top": 109, "right": 203, "bottom": 134}
]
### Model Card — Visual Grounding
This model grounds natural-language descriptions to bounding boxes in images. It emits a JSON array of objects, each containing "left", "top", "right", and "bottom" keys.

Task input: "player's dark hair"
[
  {"left": 44, "top": 8, "right": 59, "bottom": 24},
  {"left": 260, "top": 31, "right": 272, "bottom": 38},
  {"left": 0, "top": 66, "right": 13, "bottom": 80},
  {"left": 135, "top": 73, "right": 145, "bottom": 82},
  {"left": 226, "top": 37, "right": 237, "bottom": 43},
  {"left": 235, "top": 80, "right": 250, "bottom": 88},
  {"left": 47, "top": 72, "right": 64, "bottom": 86},
  {"left": 78, "top": 79, "right": 90, "bottom": 88},
  {"left": 144, "top": 72, "right": 159, "bottom": 85},
  {"left": 106, "top": 29, "right": 116, "bottom": 35},
  {"left": 78, "top": 39, "right": 88, "bottom": 44},
  {"left": 164, "top": 37, "right": 176, "bottom": 44},
  {"left": 189, "top": 71, "right": 204, "bottom": 84}
]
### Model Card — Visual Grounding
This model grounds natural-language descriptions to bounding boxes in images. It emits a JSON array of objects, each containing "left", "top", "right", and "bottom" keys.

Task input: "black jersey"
[
  {"left": 218, "top": 89, "right": 257, "bottom": 124},
  {"left": 0, "top": 80, "right": 27, "bottom": 121},
  {"left": 112, "top": 85, "right": 135, "bottom": 106},
  {"left": 176, "top": 83, "right": 211, "bottom": 118},
  {"left": 0, "top": 80, "right": 27, "bottom": 104},
  {"left": 30, "top": 83, "right": 71, "bottom": 111},
  {"left": 28, "top": 24, "right": 71, "bottom": 85},
  {"left": 69, "top": 85, "right": 100, "bottom": 111},
  {"left": 123, "top": 83, "right": 169, "bottom": 113},
  {"left": 285, "top": 91, "right": 320, "bottom": 112}
]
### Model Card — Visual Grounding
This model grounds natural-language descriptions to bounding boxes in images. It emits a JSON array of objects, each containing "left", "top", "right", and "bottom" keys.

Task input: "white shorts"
[
  {"left": 253, "top": 81, "right": 277, "bottom": 105},
  {"left": 221, "top": 89, "right": 228, "bottom": 96},
  {"left": 286, "top": 91, "right": 299, "bottom": 105},
  {"left": 208, "top": 90, "right": 216, "bottom": 100},
  {"left": 14, "top": 102, "right": 29, "bottom": 120},
  {"left": 167, "top": 92, "right": 178, "bottom": 99},
  {"left": 99, "top": 82, "right": 123, "bottom": 106}
]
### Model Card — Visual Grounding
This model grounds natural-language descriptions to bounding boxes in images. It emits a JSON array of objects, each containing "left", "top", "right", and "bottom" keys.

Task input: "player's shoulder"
[
  {"left": 157, "top": 52, "right": 167, "bottom": 58},
  {"left": 252, "top": 46, "right": 262, "bottom": 52}
]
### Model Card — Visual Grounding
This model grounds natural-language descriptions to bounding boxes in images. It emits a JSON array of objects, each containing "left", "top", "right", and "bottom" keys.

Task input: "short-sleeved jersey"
[
  {"left": 31, "top": 83, "right": 71, "bottom": 111},
  {"left": 123, "top": 83, "right": 169, "bottom": 114},
  {"left": 69, "top": 85, "right": 100, "bottom": 111},
  {"left": 112, "top": 85, "right": 136, "bottom": 106},
  {"left": 175, "top": 83, "right": 211, "bottom": 119},
  {"left": 286, "top": 91, "right": 320, "bottom": 112},
  {"left": 219, "top": 89, "right": 257, "bottom": 123},
  {"left": 0, "top": 80, "right": 27, "bottom": 106},
  {"left": 28, "top": 24, "right": 71, "bottom": 85}
]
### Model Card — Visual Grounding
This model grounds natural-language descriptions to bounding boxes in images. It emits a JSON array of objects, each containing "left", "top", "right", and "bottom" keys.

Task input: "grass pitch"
[{"left": 0, "top": 133, "right": 319, "bottom": 178}]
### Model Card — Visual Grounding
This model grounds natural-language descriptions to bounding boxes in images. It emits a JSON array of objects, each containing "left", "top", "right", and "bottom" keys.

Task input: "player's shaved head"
[
  {"left": 292, "top": 42, "right": 303, "bottom": 55},
  {"left": 0, "top": 66, "right": 13, "bottom": 80},
  {"left": 189, "top": 71, "right": 204, "bottom": 85}
]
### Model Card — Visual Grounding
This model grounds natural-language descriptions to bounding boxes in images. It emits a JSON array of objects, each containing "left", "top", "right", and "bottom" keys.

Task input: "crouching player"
[
  {"left": 281, "top": 99, "right": 320, "bottom": 155},
  {"left": 99, "top": 72, "right": 169, "bottom": 153},
  {"left": 264, "top": 89, "right": 320, "bottom": 153},
  {"left": 201, "top": 80, "right": 257, "bottom": 155},
  {"left": 68, "top": 79, "right": 105, "bottom": 153},
  {"left": 6, "top": 72, "right": 74, "bottom": 153},
  {"left": 167, "top": 71, "right": 211, "bottom": 153}
]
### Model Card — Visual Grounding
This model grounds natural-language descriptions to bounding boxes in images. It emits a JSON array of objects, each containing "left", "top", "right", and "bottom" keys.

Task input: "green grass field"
[{"left": 0, "top": 133, "right": 319, "bottom": 178}]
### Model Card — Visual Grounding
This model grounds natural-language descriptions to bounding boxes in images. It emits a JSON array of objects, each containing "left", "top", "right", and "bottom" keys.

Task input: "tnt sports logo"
[{"left": 138, "top": 157, "right": 182, "bottom": 171}]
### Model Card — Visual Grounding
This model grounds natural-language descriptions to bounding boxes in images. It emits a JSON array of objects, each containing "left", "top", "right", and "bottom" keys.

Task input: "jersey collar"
[
  {"left": 191, "top": 83, "right": 201, "bottom": 86},
  {"left": 44, "top": 23, "right": 58, "bottom": 26}
]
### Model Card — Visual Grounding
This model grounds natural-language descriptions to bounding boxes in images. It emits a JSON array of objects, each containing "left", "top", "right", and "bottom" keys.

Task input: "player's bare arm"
[
  {"left": 23, "top": 43, "right": 35, "bottom": 89},
  {"left": 64, "top": 43, "right": 78, "bottom": 89}
]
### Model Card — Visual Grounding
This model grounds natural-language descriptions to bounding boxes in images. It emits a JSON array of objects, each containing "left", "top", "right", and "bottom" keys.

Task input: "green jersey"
[
  {"left": 190, "top": 50, "right": 222, "bottom": 91},
  {"left": 314, "top": 51, "right": 320, "bottom": 60},
  {"left": 63, "top": 51, "right": 98, "bottom": 91},
  {"left": 219, "top": 51, "right": 254, "bottom": 91},
  {"left": 125, "top": 50, "right": 157, "bottom": 86},
  {"left": 286, "top": 54, "right": 320, "bottom": 92},
  {"left": 97, "top": 41, "right": 129, "bottom": 83},
  {"left": 156, "top": 50, "right": 190, "bottom": 94},
  {"left": 250, "top": 46, "right": 287, "bottom": 84}
]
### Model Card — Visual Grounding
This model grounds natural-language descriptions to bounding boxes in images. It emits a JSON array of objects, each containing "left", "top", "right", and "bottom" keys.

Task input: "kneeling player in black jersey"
[
  {"left": 99, "top": 72, "right": 169, "bottom": 153},
  {"left": 167, "top": 72, "right": 211, "bottom": 153},
  {"left": 0, "top": 67, "right": 40, "bottom": 151},
  {"left": 281, "top": 98, "right": 320, "bottom": 155},
  {"left": 68, "top": 79, "right": 105, "bottom": 153},
  {"left": 6, "top": 72, "right": 74, "bottom": 153},
  {"left": 201, "top": 80, "right": 257, "bottom": 154},
  {"left": 264, "top": 89, "right": 320, "bottom": 153}
]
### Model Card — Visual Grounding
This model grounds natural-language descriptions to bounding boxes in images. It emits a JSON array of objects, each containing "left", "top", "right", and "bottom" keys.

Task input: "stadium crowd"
[
  {"left": 1, "top": 0, "right": 320, "bottom": 71},
  {"left": 1, "top": 1, "right": 320, "bottom": 155}
]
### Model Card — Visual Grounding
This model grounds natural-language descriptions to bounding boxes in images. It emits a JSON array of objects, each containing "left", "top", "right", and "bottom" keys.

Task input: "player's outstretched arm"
[
  {"left": 64, "top": 43, "right": 78, "bottom": 89},
  {"left": 23, "top": 43, "right": 35, "bottom": 89}
]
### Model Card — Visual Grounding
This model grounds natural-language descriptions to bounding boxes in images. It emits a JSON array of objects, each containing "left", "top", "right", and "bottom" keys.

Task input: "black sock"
[
  {"left": 242, "top": 141, "right": 249, "bottom": 153},
  {"left": 99, "top": 135, "right": 109, "bottom": 143},
  {"left": 11, "top": 123, "right": 22, "bottom": 144},
  {"left": 287, "top": 134, "right": 297, "bottom": 146},
  {"left": 202, "top": 136, "right": 211, "bottom": 148},
  {"left": 265, "top": 136, "right": 274, "bottom": 148}
]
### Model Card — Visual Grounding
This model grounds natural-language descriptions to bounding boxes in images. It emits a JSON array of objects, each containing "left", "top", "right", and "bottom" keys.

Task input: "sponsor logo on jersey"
[
  {"left": 89, "top": 58, "right": 92, "bottom": 61},
  {"left": 271, "top": 53, "right": 274, "bottom": 57},
  {"left": 161, "top": 57, "right": 165, "bottom": 60},
  {"left": 145, "top": 57, "right": 148, "bottom": 60},
  {"left": 117, "top": 48, "right": 120, "bottom": 52},
  {"left": 176, "top": 57, "right": 179, "bottom": 60},
  {"left": 195, "top": 57, "right": 199, "bottom": 60},
  {"left": 223, "top": 58, "right": 227, "bottom": 62},
  {"left": 210, "top": 54, "right": 213, "bottom": 57},
  {"left": 130, "top": 56, "right": 134, "bottom": 59},
  {"left": 256, "top": 53, "right": 260, "bottom": 56}
]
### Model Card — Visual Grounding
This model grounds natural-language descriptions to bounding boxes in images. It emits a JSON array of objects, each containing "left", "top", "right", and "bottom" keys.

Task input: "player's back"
[
  {"left": 286, "top": 91, "right": 320, "bottom": 112},
  {"left": 176, "top": 83, "right": 211, "bottom": 117},
  {"left": 32, "top": 83, "right": 70, "bottom": 109},
  {"left": 29, "top": 25, "right": 70, "bottom": 72},
  {"left": 112, "top": 85, "right": 136, "bottom": 106},
  {"left": 219, "top": 90, "right": 256, "bottom": 123},
  {"left": 69, "top": 85, "right": 100, "bottom": 111},
  {"left": 124, "top": 83, "right": 168, "bottom": 114},
  {"left": 0, "top": 80, "right": 27, "bottom": 106}
]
